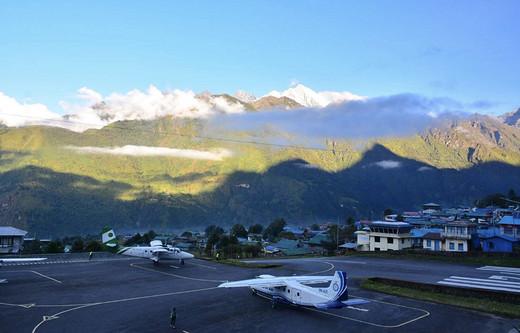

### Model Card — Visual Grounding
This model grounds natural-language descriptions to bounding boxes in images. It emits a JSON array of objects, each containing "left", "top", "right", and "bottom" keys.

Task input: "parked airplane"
[
  {"left": 101, "top": 227, "right": 194, "bottom": 265},
  {"left": 0, "top": 257, "right": 47, "bottom": 283},
  {"left": 219, "top": 270, "right": 369, "bottom": 309}
]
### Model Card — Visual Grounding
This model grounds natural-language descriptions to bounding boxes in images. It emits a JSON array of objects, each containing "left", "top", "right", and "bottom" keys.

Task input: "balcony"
[{"left": 441, "top": 232, "right": 471, "bottom": 240}]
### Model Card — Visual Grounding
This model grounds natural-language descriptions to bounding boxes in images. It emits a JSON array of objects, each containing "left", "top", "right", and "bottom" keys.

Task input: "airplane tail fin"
[
  {"left": 314, "top": 271, "right": 369, "bottom": 309},
  {"left": 102, "top": 227, "right": 120, "bottom": 253},
  {"left": 327, "top": 271, "right": 349, "bottom": 302}
]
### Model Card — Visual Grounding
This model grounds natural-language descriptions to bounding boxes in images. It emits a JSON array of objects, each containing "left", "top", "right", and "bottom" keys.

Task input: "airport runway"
[{"left": 1, "top": 255, "right": 518, "bottom": 332}]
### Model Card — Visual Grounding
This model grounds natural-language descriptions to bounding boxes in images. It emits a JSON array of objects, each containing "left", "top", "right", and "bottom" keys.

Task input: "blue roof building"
[
  {"left": 498, "top": 212, "right": 520, "bottom": 239},
  {"left": 478, "top": 228, "right": 519, "bottom": 252}
]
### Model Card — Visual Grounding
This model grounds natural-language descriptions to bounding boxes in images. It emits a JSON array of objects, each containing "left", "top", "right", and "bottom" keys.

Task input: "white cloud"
[
  {"left": 215, "top": 93, "right": 461, "bottom": 140},
  {"left": 66, "top": 145, "right": 234, "bottom": 161},
  {"left": 0, "top": 92, "right": 65, "bottom": 127},
  {"left": 373, "top": 160, "right": 401, "bottom": 169},
  {"left": 293, "top": 162, "right": 321, "bottom": 169},
  {"left": 418, "top": 166, "right": 434, "bottom": 172},
  {"left": 56, "top": 85, "right": 247, "bottom": 131}
]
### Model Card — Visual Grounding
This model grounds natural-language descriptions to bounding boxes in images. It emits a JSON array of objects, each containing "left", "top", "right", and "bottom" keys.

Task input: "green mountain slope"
[{"left": 1, "top": 110, "right": 520, "bottom": 236}]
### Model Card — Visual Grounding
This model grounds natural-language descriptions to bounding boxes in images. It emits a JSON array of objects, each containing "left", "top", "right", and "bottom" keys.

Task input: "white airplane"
[
  {"left": 0, "top": 257, "right": 47, "bottom": 283},
  {"left": 101, "top": 227, "right": 194, "bottom": 265},
  {"left": 219, "top": 270, "right": 369, "bottom": 309}
]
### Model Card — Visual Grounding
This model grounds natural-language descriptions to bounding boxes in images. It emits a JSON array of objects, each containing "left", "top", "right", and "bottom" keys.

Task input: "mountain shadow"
[{"left": 2, "top": 144, "right": 520, "bottom": 236}]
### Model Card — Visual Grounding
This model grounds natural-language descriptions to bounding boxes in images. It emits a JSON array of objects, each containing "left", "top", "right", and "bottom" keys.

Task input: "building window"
[
  {"left": 374, "top": 236, "right": 380, "bottom": 242},
  {"left": 458, "top": 243, "right": 463, "bottom": 251},
  {"left": 388, "top": 238, "right": 394, "bottom": 244},
  {"left": 504, "top": 227, "right": 513, "bottom": 235},
  {"left": 489, "top": 242, "right": 494, "bottom": 249},
  {"left": 426, "top": 240, "right": 431, "bottom": 247},
  {"left": 449, "top": 242, "right": 454, "bottom": 250}
]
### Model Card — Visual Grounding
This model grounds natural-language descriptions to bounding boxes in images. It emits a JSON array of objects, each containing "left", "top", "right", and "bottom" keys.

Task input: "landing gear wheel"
[
  {"left": 252, "top": 289, "right": 257, "bottom": 296},
  {"left": 181, "top": 259, "right": 185, "bottom": 265},
  {"left": 153, "top": 261, "right": 159, "bottom": 266},
  {"left": 271, "top": 299, "right": 276, "bottom": 309}
]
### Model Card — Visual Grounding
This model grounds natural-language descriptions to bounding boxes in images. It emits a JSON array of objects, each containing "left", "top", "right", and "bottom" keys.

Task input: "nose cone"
[{"left": 182, "top": 252, "right": 194, "bottom": 260}]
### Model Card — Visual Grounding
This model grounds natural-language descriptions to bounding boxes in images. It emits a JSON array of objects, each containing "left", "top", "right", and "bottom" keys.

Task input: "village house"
[
  {"left": 442, "top": 221, "right": 477, "bottom": 252},
  {"left": 498, "top": 211, "right": 520, "bottom": 239},
  {"left": 0, "top": 226, "right": 27, "bottom": 254}
]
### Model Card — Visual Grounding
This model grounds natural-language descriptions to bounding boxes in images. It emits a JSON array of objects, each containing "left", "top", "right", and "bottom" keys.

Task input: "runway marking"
[
  {"left": 255, "top": 292, "right": 429, "bottom": 328},
  {"left": 130, "top": 263, "right": 227, "bottom": 283},
  {"left": 438, "top": 266, "right": 520, "bottom": 293},
  {"left": 29, "top": 270, "right": 62, "bottom": 283},
  {"left": 304, "top": 261, "right": 335, "bottom": 275},
  {"left": 170, "top": 265, "right": 179, "bottom": 269},
  {"left": 185, "top": 261, "right": 217, "bottom": 270},
  {"left": 29, "top": 286, "right": 219, "bottom": 332},
  {"left": 1, "top": 270, "right": 61, "bottom": 283}
]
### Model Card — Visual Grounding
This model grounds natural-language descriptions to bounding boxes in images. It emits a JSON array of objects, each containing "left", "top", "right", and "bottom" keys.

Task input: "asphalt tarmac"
[{"left": 1, "top": 255, "right": 518, "bottom": 332}]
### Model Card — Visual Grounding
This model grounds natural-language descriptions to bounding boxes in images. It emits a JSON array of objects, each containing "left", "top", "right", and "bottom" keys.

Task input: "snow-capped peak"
[
  {"left": 233, "top": 90, "right": 257, "bottom": 103},
  {"left": 264, "top": 84, "right": 364, "bottom": 108}
]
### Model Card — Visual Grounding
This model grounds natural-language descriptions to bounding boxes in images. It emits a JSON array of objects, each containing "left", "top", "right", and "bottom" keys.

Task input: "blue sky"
[{"left": 1, "top": 0, "right": 519, "bottom": 116}]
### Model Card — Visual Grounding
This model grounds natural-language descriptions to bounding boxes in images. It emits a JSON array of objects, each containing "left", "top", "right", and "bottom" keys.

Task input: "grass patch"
[
  {"left": 361, "top": 279, "right": 520, "bottom": 318},
  {"left": 349, "top": 252, "right": 520, "bottom": 268},
  {"left": 196, "top": 256, "right": 282, "bottom": 268}
]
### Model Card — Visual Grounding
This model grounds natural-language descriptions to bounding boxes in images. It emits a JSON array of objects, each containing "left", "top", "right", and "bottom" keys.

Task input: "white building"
[
  {"left": 362, "top": 221, "right": 413, "bottom": 251},
  {"left": 0, "top": 226, "right": 27, "bottom": 254},
  {"left": 442, "top": 221, "right": 477, "bottom": 252}
]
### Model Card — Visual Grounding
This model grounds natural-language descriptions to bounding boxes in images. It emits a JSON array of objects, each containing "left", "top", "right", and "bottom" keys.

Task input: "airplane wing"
[
  {"left": 219, "top": 277, "right": 287, "bottom": 288},
  {"left": 314, "top": 298, "right": 370, "bottom": 310},
  {"left": 218, "top": 274, "right": 334, "bottom": 289},
  {"left": 0, "top": 258, "right": 47, "bottom": 263},
  {"left": 283, "top": 275, "right": 334, "bottom": 285},
  {"left": 152, "top": 248, "right": 169, "bottom": 256}
]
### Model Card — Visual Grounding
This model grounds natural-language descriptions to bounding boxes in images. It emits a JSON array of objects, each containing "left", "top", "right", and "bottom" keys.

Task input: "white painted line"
[
  {"left": 169, "top": 265, "right": 179, "bottom": 269},
  {"left": 437, "top": 281, "right": 520, "bottom": 293},
  {"left": 489, "top": 275, "right": 520, "bottom": 281},
  {"left": 29, "top": 270, "right": 62, "bottom": 284},
  {"left": 477, "top": 266, "right": 520, "bottom": 273},
  {"left": 185, "top": 262, "right": 217, "bottom": 269},
  {"left": 446, "top": 276, "right": 520, "bottom": 287}
]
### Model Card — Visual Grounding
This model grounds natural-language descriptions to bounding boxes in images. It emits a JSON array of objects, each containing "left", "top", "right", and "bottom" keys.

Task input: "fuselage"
[
  {"left": 252, "top": 283, "right": 330, "bottom": 307},
  {"left": 118, "top": 245, "right": 194, "bottom": 261}
]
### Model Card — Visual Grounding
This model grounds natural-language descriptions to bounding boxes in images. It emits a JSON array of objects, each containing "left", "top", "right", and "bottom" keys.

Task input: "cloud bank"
[
  {"left": 213, "top": 93, "right": 464, "bottom": 140},
  {"left": 0, "top": 85, "right": 246, "bottom": 132},
  {"left": 0, "top": 86, "right": 469, "bottom": 145},
  {"left": 66, "top": 145, "right": 234, "bottom": 161}
]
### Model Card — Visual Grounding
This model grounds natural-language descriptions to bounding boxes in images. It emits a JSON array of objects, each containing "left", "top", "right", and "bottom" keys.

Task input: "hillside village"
[{"left": 2, "top": 203, "right": 518, "bottom": 257}]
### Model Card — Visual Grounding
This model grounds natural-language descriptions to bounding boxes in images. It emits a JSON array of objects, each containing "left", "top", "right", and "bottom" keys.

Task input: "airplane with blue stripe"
[{"left": 219, "top": 270, "right": 369, "bottom": 310}]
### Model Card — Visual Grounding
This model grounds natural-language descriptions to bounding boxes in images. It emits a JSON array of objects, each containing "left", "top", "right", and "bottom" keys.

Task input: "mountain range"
[{"left": 0, "top": 85, "right": 519, "bottom": 237}]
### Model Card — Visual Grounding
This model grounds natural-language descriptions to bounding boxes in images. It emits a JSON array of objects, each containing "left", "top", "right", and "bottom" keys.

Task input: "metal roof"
[{"left": 0, "top": 226, "right": 27, "bottom": 237}]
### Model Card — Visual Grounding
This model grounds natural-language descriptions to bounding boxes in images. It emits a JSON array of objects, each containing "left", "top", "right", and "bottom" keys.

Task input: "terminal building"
[{"left": 357, "top": 221, "right": 413, "bottom": 251}]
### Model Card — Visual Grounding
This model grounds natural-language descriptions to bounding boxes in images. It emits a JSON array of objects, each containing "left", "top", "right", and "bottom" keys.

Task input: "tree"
[
  {"left": 230, "top": 224, "right": 248, "bottom": 238},
  {"left": 248, "top": 224, "right": 263, "bottom": 234},
  {"left": 311, "top": 224, "right": 320, "bottom": 231},
  {"left": 205, "top": 225, "right": 224, "bottom": 237},
  {"left": 508, "top": 189, "right": 520, "bottom": 203},
  {"left": 23, "top": 238, "right": 43, "bottom": 254},
  {"left": 205, "top": 233, "right": 220, "bottom": 255},
  {"left": 277, "top": 230, "right": 297, "bottom": 240},
  {"left": 85, "top": 240, "right": 102, "bottom": 252},
  {"left": 396, "top": 214, "right": 405, "bottom": 222},
  {"left": 44, "top": 240, "right": 64, "bottom": 253},
  {"left": 383, "top": 208, "right": 393, "bottom": 217},
  {"left": 263, "top": 218, "right": 287, "bottom": 242},
  {"left": 182, "top": 231, "right": 193, "bottom": 238},
  {"left": 71, "top": 236, "right": 85, "bottom": 252},
  {"left": 124, "top": 233, "right": 143, "bottom": 246}
]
